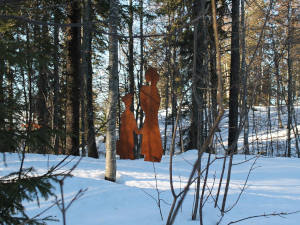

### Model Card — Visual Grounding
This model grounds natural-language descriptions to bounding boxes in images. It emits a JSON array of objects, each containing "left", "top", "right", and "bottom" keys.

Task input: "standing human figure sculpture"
[
  {"left": 139, "top": 67, "right": 163, "bottom": 162},
  {"left": 116, "top": 93, "right": 139, "bottom": 159}
]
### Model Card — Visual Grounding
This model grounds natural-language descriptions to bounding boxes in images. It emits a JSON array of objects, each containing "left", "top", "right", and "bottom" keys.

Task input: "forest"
[{"left": 0, "top": 0, "right": 300, "bottom": 224}]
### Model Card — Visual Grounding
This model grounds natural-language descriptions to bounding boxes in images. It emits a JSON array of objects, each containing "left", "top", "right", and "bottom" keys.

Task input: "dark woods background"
[
  {"left": 0, "top": 0, "right": 300, "bottom": 224},
  {"left": 0, "top": 0, "right": 299, "bottom": 158}
]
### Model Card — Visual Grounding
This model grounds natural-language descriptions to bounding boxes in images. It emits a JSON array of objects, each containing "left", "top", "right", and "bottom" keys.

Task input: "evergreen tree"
[{"left": 65, "top": 0, "right": 81, "bottom": 156}]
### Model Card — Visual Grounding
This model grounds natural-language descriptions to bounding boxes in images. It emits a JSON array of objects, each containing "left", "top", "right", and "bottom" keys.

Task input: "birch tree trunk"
[{"left": 105, "top": 0, "right": 119, "bottom": 182}]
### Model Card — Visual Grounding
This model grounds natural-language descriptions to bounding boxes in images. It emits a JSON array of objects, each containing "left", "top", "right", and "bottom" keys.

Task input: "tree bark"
[
  {"left": 228, "top": 0, "right": 240, "bottom": 154},
  {"left": 26, "top": 25, "right": 33, "bottom": 139},
  {"left": 138, "top": 0, "right": 144, "bottom": 132},
  {"left": 0, "top": 57, "right": 4, "bottom": 152},
  {"left": 0, "top": 57, "right": 4, "bottom": 126},
  {"left": 274, "top": 52, "right": 283, "bottom": 129},
  {"left": 210, "top": 30, "right": 218, "bottom": 123},
  {"left": 83, "top": 0, "right": 99, "bottom": 159},
  {"left": 191, "top": 0, "right": 207, "bottom": 219},
  {"left": 36, "top": 15, "right": 50, "bottom": 154},
  {"left": 105, "top": 0, "right": 119, "bottom": 182},
  {"left": 128, "top": 0, "right": 134, "bottom": 99},
  {"left": 66, "top": 0, "right": 81, "bottom": 156},
  {"left": 80, "top": 73, "right": 86, "bottom": 156},
  {"left": 53, "top": 8, "right": 61, "bottom": 154},
  {"left": 189, "top": 0, "right": 206, "bottom": 151},
  {"left": 222, "top": 0, "right": 240, "bottom": 212},
  {"left": 287, "top": 0, "right": 293, "bottom": 157},
  {"left": 164, "top": 28, "right": 171, "bottom": 154},
  {"left": 241, "top": 0, "right": 249, "bottom": 154}
]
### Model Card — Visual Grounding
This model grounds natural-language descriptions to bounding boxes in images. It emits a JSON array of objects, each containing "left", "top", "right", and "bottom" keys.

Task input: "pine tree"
[
  {"left": 83, "top": 0, "right": 99, "bottom": 159},
  {"left": 65, "top": 0, "right": 81, "bottom": 156},
  {"left": 0, "top": 167, "right": 58, "bottom": 225}
]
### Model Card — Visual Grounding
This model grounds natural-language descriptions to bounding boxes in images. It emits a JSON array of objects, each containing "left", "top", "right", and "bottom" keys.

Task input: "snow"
[
  {"left": 1, "top": 106, "right": 300, "bottom": 225},
  {"left": 1, "top": 151, "right": 300, "bottom": 225}
]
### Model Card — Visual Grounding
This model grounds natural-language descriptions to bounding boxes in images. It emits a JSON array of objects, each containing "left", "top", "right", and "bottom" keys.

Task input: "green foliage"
[{"left": 0, "top": 167, "right": 58, "bottom": 225}]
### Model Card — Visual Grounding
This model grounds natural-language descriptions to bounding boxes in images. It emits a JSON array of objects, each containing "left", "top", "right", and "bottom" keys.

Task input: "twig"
[
  {"left": 152, "top": 163, "right": 164, "bottom": 221},
  {"left": 224, "top": 156, "right": 259, "bottom": 213},
  {"left": 232, "top": 156, "right": 257, "bottom": 166},
  {"left": 20, "top": 201, "right": 59, "bottom": 225},
  {"left": 227, "top": 210, "right": 300, "bottom": 225}
]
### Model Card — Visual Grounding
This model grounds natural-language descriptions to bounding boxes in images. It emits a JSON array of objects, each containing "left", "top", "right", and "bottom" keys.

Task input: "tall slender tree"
[
  {"left": 286, "top": 0, "right": 293, "bottom": 157},
  {"left": 228, "top": 0, "right": 240, "bottom": 154},
  {"left": 0, "top": 55, "right": 4, "bottom": 152},
  {"left": 53, "top": 5, "right": 62, "bottom": 154},
  {"left": 191, "top": 0, "right": 208, "bottom": 220},
  {"left": 105, "top": 0, "right": 119, "bottom": 182},
  {"left": 189, "top": 0, "right": 207, "bottom": 151},
  {"left": 36, "top": 13, "right": 50, "bottom": 154},
  {"left": 222, "top": 0, "right": 240, "bottom": 213},
  {"left": 241, "top": 0, "right": 249, "bottom": 154},
  {"left": 83, "top": 0, "right": 99, "bottom": 158},
  {"left": 66, "top": 0, "right": 81, "bottom": 156}
]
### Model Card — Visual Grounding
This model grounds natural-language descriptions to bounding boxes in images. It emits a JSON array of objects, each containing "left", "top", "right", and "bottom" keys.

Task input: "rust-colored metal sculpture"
[
  {"left": 116, "top": 93, "right": 139, "bottom": 160},
  {"left": 139, "top": 67, "right": 163, "bottom": 162}
]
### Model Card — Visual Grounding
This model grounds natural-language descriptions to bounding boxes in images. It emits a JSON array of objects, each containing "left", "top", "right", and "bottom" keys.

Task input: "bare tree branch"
[{"left": 228, "top": 211, "right": 300, "bottom": 225}]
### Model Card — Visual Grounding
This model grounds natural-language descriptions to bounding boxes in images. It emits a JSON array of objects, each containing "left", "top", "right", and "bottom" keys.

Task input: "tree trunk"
[
  {"left": 128, "top": 0, "right": 137, "bottom": 157},
  {"left": 191, "top": 0, "right": 207, "bottom": 219},
  {"left": 36, "top": 17, "right": 50, "bottom": 154},
  {"left": 274, "top": 53, "right": 283, "bottom": 129},
  {"left": 287, "top": 0, "right": 293, "bottom": 158},
  {"left": 134, "top": 0, "right": 144, "bottom": 158},
  {"left": 66, "top": 0, "right": 81, "bottom": 156},
  {"left": 164, "top": 29, "right": 171, "bottom": 154},
  {"left": 189, "top": 0, "right": 206, "bottom": 151},
  {"left": 81, "top": 1, "right": 87, "bottom": 157},
  {"left": 138, "top": 0, "right": 144, "bottom": 140},
  {"left": 53, "top": 8, "right": 61, "bottom": 154},
  {"left": 0, "top": 57, "right": 4, "bottom": 152},
  {"left": 222, "top": 0, "right": 240, "bottom": 212},
  {"left": 128, "top": 0, "right": 134, "bottom": 99},
  {"left": 80, "top": 75, "right": 86, "bottom": 156},
  {"left": 241, "top": 0, "right": 249, "bottom": 154},
  {"left": 171, "top": 47, "right": 177, "bottom": 135},
  {"left": 210, "top": 30, "right": 217, "bottom": 123},
  {"left": 83, "top": 0, "right": 99, "bottom": 159},
  {"left": 105, "top": 0, "right": 119, "bottom": 182},
  {"left": 228, "top": 0, "right": 240, "bottom": 154},
  {"left": 0, "top": 57, "right": 4, "bottom": 125},
  {"left": 26, "top": 25, "right": 33, "bottom": 137}
]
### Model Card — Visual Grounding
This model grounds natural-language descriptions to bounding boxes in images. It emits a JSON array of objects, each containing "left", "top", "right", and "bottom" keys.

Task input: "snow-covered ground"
[
  {"left": 1, "top": 106, "right": 300, "bottom": 225},
  {"left": 1, "top": 151, "right": 300, "bottom": 225}
]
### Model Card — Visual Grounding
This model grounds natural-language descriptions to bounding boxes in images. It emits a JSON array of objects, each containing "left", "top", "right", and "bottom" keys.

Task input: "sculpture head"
[
  {"left": 145, "top": 67, "right": 159, "bottom": 85},
  {"left": 122, "top": 93, "right": 133, "bottom": 108}
]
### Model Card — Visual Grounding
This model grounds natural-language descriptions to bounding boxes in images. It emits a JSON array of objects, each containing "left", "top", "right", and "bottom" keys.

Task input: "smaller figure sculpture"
[
  {"left": 139, "top": 67, "right": 163, "bottom": 162},
  {"left": 116, "top": 93, "right": 139, "bottom": 159}
]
